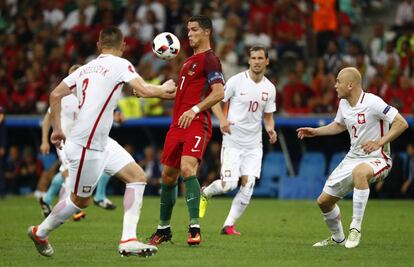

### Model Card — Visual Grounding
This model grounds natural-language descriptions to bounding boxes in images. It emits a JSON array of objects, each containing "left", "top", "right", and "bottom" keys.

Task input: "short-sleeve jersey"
[
  {"left": 63, "top": 54, "right": 139, "bottom": 150},
  {"left": 47, "top": 94, "right": 79, "bottom": 136},
  {"left": 334, "top": 92, "right": 398, "bottom": 159},
  {"left": 172, "top": 49, "right": 224, "bottom": 130},
  {"left": 223, "top": 71, "right": 276, "bottom": 149}
]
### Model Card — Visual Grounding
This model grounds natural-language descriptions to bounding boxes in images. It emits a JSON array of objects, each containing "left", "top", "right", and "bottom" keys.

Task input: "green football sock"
[
  {"left": 159, "top": 183, "right": 178, "bottom": 226},
  {"left": 184, "top": 176, "right": 200, "bottom": 225}
]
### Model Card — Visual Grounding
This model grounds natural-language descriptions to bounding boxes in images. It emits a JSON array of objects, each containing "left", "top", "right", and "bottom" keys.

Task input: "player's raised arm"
[
  {"left": 49, "top": 81, "right": 72, "bottom": 148},
  {"left": 297, "top": 121, "right": 347, "bottom": 140},
  {"left": 264, "top": 113, "right": 277, "bottom": 144},
  {"left": 128, "top": 76, "right": 176, "bottom": 99},
  {"left": 362, "top": 113, "right": 408, "bottom": 154}
]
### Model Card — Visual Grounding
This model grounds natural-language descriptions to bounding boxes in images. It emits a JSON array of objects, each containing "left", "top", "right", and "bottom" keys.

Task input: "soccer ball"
[{"left": 152, "top": 32, "right": 180, "bottom": 60}]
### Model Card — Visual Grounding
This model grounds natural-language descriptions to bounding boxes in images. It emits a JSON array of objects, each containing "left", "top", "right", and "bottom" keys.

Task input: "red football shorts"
[{"left": 161, "top": 121, "right": 212, "bottom": 169}]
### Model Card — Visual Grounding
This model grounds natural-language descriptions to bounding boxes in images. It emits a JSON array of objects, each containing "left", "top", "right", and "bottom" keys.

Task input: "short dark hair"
[
  {"left": 99, "top": 26, "right": 123, "bottom": 49},
  {"left": 249, "top": 46, "right": 268, "bottom": 58},
  {"left": 189, "top": 15, "right": 212, "bottom": 31}
]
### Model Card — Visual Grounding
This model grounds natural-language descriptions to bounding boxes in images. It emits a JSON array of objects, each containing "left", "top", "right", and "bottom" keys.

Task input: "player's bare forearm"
[
  {"left": 263, "top": 113, "right": 275, "bottom": 132},
  {"left": 378, "top": 113, "right": 408, "bottom": 146},
  {"left": 211, "top": 102, "right": 226, "bottom": 122},
  {"left": 130, "top": 77, "right": 176, "bottom": 98},
  {"left": 316, "top": 121, "right": 347, "bottom": 136},
  {"left": 41, "top": 112, "right": 51, "bottom": 143},
  {"left": 195, "top": 83, "right": 224, "bottom": 112}
]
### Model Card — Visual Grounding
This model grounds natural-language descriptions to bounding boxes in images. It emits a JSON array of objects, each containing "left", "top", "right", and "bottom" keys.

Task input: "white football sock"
[
  {"left": 350, "top": 188, "right": 370, "bottom": 232},
  {"left": 58, "top": 181, "right": 70, "bottom": 202},
  {"left": 322, "top": 205, "right": 345, "bottom": 242},
  {"left": 36, "top": 196, "right": 81, "bottom": 239},
  {"left": 202, "top": 180, "right": 224, "bottom": 198},
  {"left": 121, "top": 182, "right": 146, "bottom": 241},
  {"left": 223, "top": 177, "right": 255, "bottom": 227}
]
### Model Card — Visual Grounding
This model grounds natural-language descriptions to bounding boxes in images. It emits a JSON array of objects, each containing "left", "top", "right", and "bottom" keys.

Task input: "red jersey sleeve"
[{"left": 204, "top": 51, "right": 225, "bottom": 85}]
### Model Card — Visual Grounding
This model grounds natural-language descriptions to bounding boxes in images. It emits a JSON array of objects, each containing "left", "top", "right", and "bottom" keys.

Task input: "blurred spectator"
[
  {"left": 394, "top": 0, "right": 414, "bottom": 29},
  {"left": 135, "top": 0, "right": 165, "bottom": 32},
  {"left": 139, "top": 64, "right": 165, "bottom": 116},
  {"left": 283, "top": 70, "right": 311, "bottom": 114},
  {"left": 244, "top": 20, "right": 271, "bottom": 49},
  {"left": 216, "top": 41, "right": 241, "bottom": 79},
  {"left": 323, "top": 40, "right": 342, "bottom": 75},
  {"left": 312, "top": 0, "right": 338, "bottom": 56},
  {"left": 376, "top": 41, "right": 400, "bottom": 68},
  {"left": 61, "top": 0, "right": 96, "bottom": 32},
  {"left": 4, "top": 145, "right": 21, "bottom": 194},
  {"left": 294, "top": 59, "right": 311, "bottom": 85},
  {"left": 42, "top": 0, "right": 65, "bottom": 28},
  {"left": 401, "top": 141, "right": 414, "bottom": 198},
  {"left": 18, "top": 146, "right": 42, "bottom": 194},
  {"left": 199, "top": 141, "right": 221, "bottom": 187},
  {"left": 140, "top": 146, "right": 162, "bottom": 195},
  {"left": 369, "top": 23, "right": 386, "bottom": 65},
  {"left": 248, "top": 0, "right": 272, "bottom": 33},
  {"left": 338, "top": 0, "right": 361, "bottom": 25},
  {"left": 312, "top": 73, "right": 337, "bottom": 113},
  {"left": 274, "top": 7, "right": 305, "bottom": 59},
  {"left": 367, "top": 73, "right": 390, "bottom": 99},
  {"left": 355, "top": 52, "right": 377, "bottom": 89},
  {"left": 373, "top": 153, "right": 405, "bottom": 198},
  {"left": 337, "top": 24, "right": 364, "bottom": 56},
  {"left": 387, "top": 75, "right": 414, "bottom": 114},
  {"left": 117, "top": 86, "right": 143, "bottom": 119},
  {"left": 0, "top": 106, "right": 5, "bottom": 198},
  {"left": 165, "top": 0, "right": 185, "bottom": 35}
]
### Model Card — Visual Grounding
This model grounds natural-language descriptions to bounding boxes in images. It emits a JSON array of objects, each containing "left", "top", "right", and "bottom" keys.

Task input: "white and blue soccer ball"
[{"left": 152, "top": 32, "right": 180, "bottom": 60}]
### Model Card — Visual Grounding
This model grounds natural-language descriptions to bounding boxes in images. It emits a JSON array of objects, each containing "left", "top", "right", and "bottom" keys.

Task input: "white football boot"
[
  {"left": 313, "top": 236, "right": 346, "bottom": 247},
  {"left": 27, "top": 226, "right": 54, "bottom": 257},
  {"left": 345, "top": 228, "right": 361, "bottom": 248},
  {"left": 118, "top": 239, "right": 158, "bottom": 257}
]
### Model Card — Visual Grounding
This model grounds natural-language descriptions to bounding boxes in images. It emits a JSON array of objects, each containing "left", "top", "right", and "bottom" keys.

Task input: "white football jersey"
[
  {"left": 47, "top": 94, "right": 79, "bottom": 136},
  {"left": 335, "top": 92, "right": 398, "bottom": 160},
  {"left": 63, "top": 54, "right": 139, "bottom": 150},
  {"left": 222, "top": 71, "right": 276, "bottom": 149}
]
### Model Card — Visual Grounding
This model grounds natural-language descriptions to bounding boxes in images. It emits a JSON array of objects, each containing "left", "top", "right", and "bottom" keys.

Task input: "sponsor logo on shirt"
[
  {"left": 383, "top": 105, "right": 391, "bottom": 115},
  {"left": 357, "top": 113, "right": 366, "bottom": 124}
]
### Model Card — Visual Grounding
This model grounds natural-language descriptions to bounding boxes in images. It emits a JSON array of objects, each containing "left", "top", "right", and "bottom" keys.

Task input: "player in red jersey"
[{"left": 148, "top": 15, "right": 224, "bottom": 246}]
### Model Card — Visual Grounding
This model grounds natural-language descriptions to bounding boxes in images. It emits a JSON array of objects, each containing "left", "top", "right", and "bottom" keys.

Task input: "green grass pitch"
[{"left": 0, "top": 196, "right": 413, "bottom": 267}]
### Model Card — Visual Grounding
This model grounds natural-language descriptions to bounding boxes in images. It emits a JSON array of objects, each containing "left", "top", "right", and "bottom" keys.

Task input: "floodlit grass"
[{"left": 1, "top": 196, "right": 413, "bottom": 267}]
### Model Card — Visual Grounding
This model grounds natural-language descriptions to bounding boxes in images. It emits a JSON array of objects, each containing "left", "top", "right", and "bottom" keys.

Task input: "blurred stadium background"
[{"left": 1, "top": 0, "right": 413, "bottom": 200}]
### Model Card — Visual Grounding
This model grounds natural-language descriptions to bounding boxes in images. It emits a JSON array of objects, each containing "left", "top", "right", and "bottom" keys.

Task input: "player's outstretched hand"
[
  {"left": 40, "top": 142, "right": 50, "bottom": 155},
  {"left": 362, "top": 140, "right": 380, "bottom": 154},
  {"left": 296, "top": 127, "right": 317, "bottom": 139},
  {"left": 220, "top": 120, "right": 233, "bottom": 135},
  {"left": 50, "top": 130, "right": 66, "bottom": 150},
  {"left": 162, "top": 79, "right": 177, "bottom": 94},
  {"left": 267, "top": 129, "right": 277, "bottom": 144},
  {"left": 178, "top": 109, "right": 196, "bottom": 128}
]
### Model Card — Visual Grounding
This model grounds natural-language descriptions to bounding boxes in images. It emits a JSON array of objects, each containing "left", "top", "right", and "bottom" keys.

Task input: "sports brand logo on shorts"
[
  {"left": 262, "top": 92, "right": 269, "bottom": 101},
  {"left": 357, "top": 113, "right": 365, "bottom": 124},
  {"left": 188, "top": 63, "right": 198, "bottom": 76},
  {"left": 224, "top": 170, "right": 231, "bottom": 177},
  {"left": 82, "top": 186, "right": 92, "bottom": 193}
]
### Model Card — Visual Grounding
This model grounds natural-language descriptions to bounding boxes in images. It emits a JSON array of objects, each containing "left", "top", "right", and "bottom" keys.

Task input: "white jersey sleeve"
[
  {"left": 62, "top": 68, "right": 80, "bottom": 88},
  {"left": 370, "top": 94, "right": 398, "bottom": 123},
  {"left": 334, "top": 99, "right": 345, "bottom": 124},
  {"left": 119, "top": 61, "right": 140, "bottom": 83},
  {"left": 264, "top": 84, "right": 276, "bottom": 113},
  {"left": 223, "top": 76, "right": 236, "bottom": 103}
]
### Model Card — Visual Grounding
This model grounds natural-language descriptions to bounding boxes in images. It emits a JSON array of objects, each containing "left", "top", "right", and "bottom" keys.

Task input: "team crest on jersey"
[
  {"left": 262, "top": 92, "right": 269, "bottom": 101},
  {"left": 188, "top": 63, "right": 198, "bottom": 76},
  {"left": 82, "top": 186, "right": 92, "bottom": 193},
  {"left": 357, "top": 113, "right": 366, "bottom": 124}
]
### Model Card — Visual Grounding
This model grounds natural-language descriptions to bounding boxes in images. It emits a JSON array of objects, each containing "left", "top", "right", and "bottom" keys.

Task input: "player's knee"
[
  {"left": 352, "top": 167, "right": 371, "bottom": 182},
  {"left": 161, "top": 172, "right": 178, "bottom": 185},
  {"left": 240, "top": 176, "right": 255, "bottom": 198},
  {"left": 221, "top": 181, "right": 238, "bottom": 193},
  {"left": 180, "top": 166, "right": 196, "bottom": 179}
]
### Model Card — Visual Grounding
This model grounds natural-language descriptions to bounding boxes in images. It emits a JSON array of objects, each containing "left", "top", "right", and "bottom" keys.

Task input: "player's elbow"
[{"left": 216, "top": 90, "right": 224, "bottom": 102}]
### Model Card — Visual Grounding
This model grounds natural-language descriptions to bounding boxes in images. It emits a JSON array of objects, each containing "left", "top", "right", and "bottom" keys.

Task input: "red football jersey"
[{"left": 172, "top": 49, "right": 224, "bottom": 129}]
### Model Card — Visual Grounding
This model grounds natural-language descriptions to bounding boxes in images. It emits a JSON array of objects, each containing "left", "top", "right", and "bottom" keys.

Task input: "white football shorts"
[
  {"left": 220, "top": 145, "right": 263, "bottom": 182},
  {"left": 323, "top": 156, "right": 391, "bottom": 198},
  {"left": 57, "top": 144, "right": 69, "bottom": 173},
  {"left": 65, "top": 137, "right": 134, "bottom": 197}
]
